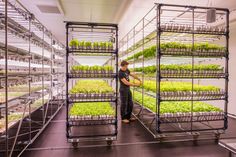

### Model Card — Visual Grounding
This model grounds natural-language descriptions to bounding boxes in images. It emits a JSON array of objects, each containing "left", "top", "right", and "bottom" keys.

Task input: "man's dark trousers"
[{"left": 120, "top": 88, "right": 133, "bottom": 120}]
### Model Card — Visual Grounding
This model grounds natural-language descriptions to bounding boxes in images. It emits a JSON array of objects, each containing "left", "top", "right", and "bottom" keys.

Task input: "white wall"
[{"left": 228, "top": 22, "right": 236, "bottom": 115}]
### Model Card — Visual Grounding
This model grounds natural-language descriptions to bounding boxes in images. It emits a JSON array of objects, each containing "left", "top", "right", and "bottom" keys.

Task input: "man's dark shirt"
[{"left": 119, "top": 69, "right": 130, "bottom": 90}]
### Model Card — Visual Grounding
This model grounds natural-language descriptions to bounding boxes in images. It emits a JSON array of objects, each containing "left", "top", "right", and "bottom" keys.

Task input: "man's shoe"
[
  {"left": 122, "top": 119, "right": 130, "bottom": 124},
  {"left": 129, "top": 117, "right": 136, "bottom": 122}
]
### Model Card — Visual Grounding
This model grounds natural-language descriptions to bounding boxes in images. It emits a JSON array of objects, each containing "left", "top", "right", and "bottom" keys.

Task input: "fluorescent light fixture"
[{"left": 0, "top": 59, "right": 50, "bottom": 68}]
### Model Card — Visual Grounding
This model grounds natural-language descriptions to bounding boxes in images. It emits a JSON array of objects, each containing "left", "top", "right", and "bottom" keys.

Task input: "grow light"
[{"left": 0, "top": 59, "right": 50, "bottom": 68}]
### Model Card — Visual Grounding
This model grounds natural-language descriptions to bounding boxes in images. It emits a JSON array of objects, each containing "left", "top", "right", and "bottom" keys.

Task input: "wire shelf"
[
  {"left": 161, "top": 49, "right": 227, "bottom": 57},
  {"left": 69, "top": 116, "right": 116, "bottom": 126},
  {"left": 69, "top": 93, "right": 117, "bottom": 102},
  {"left": 160, "top": 112, "right": 225, "bottom": 123},
  {"left": 160, "top": 70, "right": 226, "bottom": 79},
  {"left": 69, "top": 48, "right": 116, "bottom": 54},
  {"left": 68, "top": 72, "right": 116, "bottom": 79}
]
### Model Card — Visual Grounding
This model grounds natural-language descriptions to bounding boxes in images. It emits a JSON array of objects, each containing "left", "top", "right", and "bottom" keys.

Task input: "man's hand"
[
  {"left": 130, "top": 72, "right": 141, "bottom": 82},
  {"left": 140, "top": 81, "right": 143, "bottom": 86},
  {"left": 134, "top": 80, "right": 142, "bottom": 87}
]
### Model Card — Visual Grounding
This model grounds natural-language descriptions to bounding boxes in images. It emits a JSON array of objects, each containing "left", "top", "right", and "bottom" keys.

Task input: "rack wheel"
[
  {"left": 157, "top": 134, "right": 166, "bottom": 143},
  {"left": 192, "top": 133, "right": 199, "bottom": 145},
  {"left": 72, "top": 142, "right": 79, "bottom": 148},
  {"left": 107, "top": 140, "right": 113, "bottom": 146},
  {"left": 214, "top": 132, "right": 221, "bottom": 143}
]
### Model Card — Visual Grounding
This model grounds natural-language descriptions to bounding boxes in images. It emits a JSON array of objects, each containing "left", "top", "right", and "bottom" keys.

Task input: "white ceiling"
[
  {"left": 18, "top": 0, "right": 236, "bottom": 45},
  {"left": 18, "top": 0, "right": 131, "bottom": 44}
]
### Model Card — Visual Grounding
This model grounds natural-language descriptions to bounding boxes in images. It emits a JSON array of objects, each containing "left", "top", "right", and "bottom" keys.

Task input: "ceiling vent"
[
  {"left": 206, "top": 9, "right": 216, "bottom": 23},
  {"left": 37, "top": 5, "right": 61, "bottom": 14}
]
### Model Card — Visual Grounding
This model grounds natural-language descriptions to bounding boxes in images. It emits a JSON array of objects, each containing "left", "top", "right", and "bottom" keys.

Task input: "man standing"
[{"left": 119, "top": 60, "right": 141, "bottom": 124}]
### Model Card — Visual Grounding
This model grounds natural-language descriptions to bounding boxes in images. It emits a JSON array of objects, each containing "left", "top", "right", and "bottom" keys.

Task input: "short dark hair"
[{"left": 120, "top": 60, "right": 129, "bottom": 67}]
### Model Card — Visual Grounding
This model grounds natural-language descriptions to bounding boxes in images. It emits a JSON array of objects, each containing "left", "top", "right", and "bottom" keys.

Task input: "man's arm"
[
  {"left": 121, "top": 78, "right": 140, "bottom": 87},
  {"left": 130, "top": 72, "right": 141, "bottom": 82}
]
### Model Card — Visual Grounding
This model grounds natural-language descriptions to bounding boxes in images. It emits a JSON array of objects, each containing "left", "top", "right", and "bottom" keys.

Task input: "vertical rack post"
[
  {"left": 224, "top": 9, "right": 230, "bottom": 130},
  {"left": 156, "top": 4, "right": 161, "bottom": 133},
  {"left": 4, "top": 0, "right": 8, "bottom": 156},
  {"left": 66, "top": 23, "right": 69, "bottom": 138},
  {"left": 132, "top": 29, "right": 135, "bottom": 113},
  {"left": 115, "top": 25, "right": 118, "bottom": 135},
  {"left": 50, "top": 35, "right": 53, "bottom": 116},
  {"left": 42, "top": 27, "right": 45, "bottom": 125},
  {"left": 190, "top": 7, "right": 195, "bottom": 133},
  {"left": 141, "top": 18, "right": 144, "bottom": 116},
  {"left": 28, "top": 13, "right": 32, "bottom": 143}
]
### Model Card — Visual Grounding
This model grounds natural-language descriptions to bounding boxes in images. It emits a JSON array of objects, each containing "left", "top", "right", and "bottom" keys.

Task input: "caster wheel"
[
  {"left": 214, "top": 133, "right": 221, "bottom": 143},
  {"left": 192, "top": 133, "right": 199, "bottom": 145},
  {"left": 157, "top": 134, "right": 166, "bottom": 143},
  {"left": 72, "top": 142, "right": 78, "bottom": 148},
  {"left": 107, "top": 140, "right": 113, "bottom": 146}
]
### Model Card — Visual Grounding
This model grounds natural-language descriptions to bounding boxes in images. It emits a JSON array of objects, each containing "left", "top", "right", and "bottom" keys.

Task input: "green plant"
[
  {"left": 71, "top": 65, "right": 113, "bottom": 73},
  {"left": 130, "top": 64, "right": 223, "bottom": 74},
  {"left": 69, "top": 39, "right": 79, "bottom": 48},
  {"left": 69, "top": 80, "right": 113, "bottom": 94},
  {"left": 69, "top": 102, "right": 115, "bottom": 116},
  {"left": 85, "top": 41, "right": 92, "bottom": 48},
  {"left": 107, "top": 42, "right": 113, "bottom": 50},
  {"left": 78, "top": 41, "right": 85, "bottom": 48},
  {"left": 137, "top": 80, "right": 220, "bottom": 93},
  {"left": 93, "top": 42, "right": 99, "bottom": 49},
  {"left": 104, "top": 65, "right": 113, "bottom": 72},
  {"left": 133, "top": 91, "right": 222, "bottom": 114},
  {"left": 99, "top": 42, "right": 107, "bottom": 49},
  {"left": 125, "top": 42, "right": 226, "bottom": 61}
]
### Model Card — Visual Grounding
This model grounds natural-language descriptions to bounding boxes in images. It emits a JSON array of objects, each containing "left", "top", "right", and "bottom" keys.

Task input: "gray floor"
[{"left": 22, "top": 105, "right": 236, "bottom": 157}]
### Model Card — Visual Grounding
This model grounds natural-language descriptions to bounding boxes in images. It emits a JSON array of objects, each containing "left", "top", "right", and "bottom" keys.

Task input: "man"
[{"left": 119, "top": 60, "right": 141, "bottom": 124}]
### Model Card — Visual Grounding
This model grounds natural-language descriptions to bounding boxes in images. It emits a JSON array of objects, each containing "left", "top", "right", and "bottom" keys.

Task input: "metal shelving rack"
[
  {"left": 0, "top": 0, "right": 65, "bottom": 156},
  {"left": 65, "top": 22, "right": 118, "bottom": 147},
  {"left": 119, "top": 4, "right": 229, "bottom": 141}
]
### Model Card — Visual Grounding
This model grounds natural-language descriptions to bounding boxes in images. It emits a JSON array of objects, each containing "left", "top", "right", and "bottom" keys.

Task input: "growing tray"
[
  {"left": 69, "top": 48, "right": 115, "bottom": 54},
  {"left": 161, "top": 48, "right": 227, "bottom": 57},
  {"left": 69, "top": 71, "right": 116, "bottom": 78},
  {"left": 160, "top": 90, "right": 225, "bottom": 101},
  {"left": 159, "top": 111, "right": 225, "bottom": 123},
  {"left": 161, "top": 70, "right": 225, "bottom": 78},
  {"left": 69, "top": 115, "right": 115, "bottom": 126},
  {"left": 161, "top": 27, "right": 226, "bottom": 35},
  {"left": 69, "top": 93, "right": 116, "bottom": 102}
]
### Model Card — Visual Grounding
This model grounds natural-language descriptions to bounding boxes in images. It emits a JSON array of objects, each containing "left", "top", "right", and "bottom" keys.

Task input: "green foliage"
[
  {"left": 131, "top": 64, "right": 223, "bottom": 74},
  {"left": 69, "top": 80, "right": 113, "bottom": 94},
  {"left": 93, "top": 42, "right": 99, "bottom": 48},
  {"left": 107, "top": 42, "right": 113, "bottom": 49},
  {"left": 69, "top": 102, "right": 115, "bottom": 116},
  {"left": 126, "top": 42, "right": 226, "bottom": 61},
  {"left": 69, "top": 39, "right": 79, "bottom": 48},
  {"left": 133, "top": 91, "right": 222, "bottom": 114},
  {"left": 71, "top": 65, "right": 113, "bottom": 72},
  {"left": 100, "top": 42, "right": 107, "bottom": 49},
  {"left": 69, "top": 40, "right": 114, "bottom": 50},
  {"left": 78, "top": 41, "right": 85, "bottom": 47},
  {"left": 85, "top": 41, "right": 92, "bottom": 48},
  {"left": 139, "top": 80, "right": 220, "bottom": 93}
]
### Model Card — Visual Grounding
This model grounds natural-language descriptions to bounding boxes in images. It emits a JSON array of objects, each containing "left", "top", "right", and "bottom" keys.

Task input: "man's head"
[{"left": 120, "top": 60, "right": 129, "bottom": 71}]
